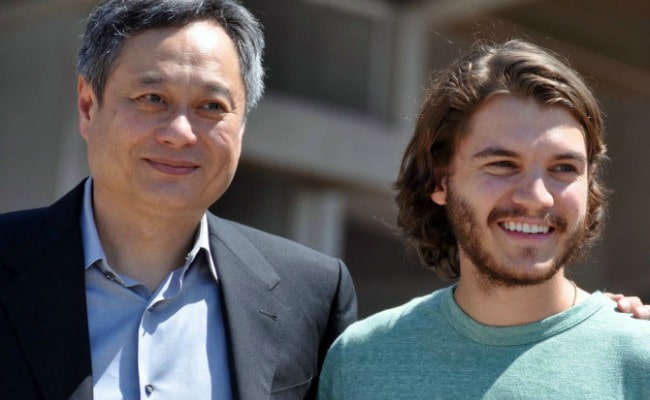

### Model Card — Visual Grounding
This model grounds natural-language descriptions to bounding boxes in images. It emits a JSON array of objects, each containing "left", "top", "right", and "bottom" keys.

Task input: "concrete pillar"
[
  {"left": 289, "top": 188, "right": 346, "bottom": 258},
  {"left": 392, "top": 6, "right": 429, "bottom": 135}
]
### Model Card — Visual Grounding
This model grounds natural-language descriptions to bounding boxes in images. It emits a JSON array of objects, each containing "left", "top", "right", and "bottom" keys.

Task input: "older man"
[{"left": 0, "top": 1, "right": 356, "bottom": 399}]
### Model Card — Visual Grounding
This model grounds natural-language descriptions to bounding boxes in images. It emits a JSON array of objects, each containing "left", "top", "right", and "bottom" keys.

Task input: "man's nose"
[
  {"left": 511, "top": 173, "right": 554, "bottom": 210},
  {"left": 155, "top": 112, "right": 198, "bottom": 148}
]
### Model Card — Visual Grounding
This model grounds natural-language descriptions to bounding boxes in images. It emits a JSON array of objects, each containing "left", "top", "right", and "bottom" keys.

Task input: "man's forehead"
[
  {"left": 106, "top": 20, "right": 244, "bottom": 93},
  {"left": 455, "top": 95, "right": 587, "bottom": 157},
  {"left": 110, "top": 20, "right": 236, "bottom": 69}
]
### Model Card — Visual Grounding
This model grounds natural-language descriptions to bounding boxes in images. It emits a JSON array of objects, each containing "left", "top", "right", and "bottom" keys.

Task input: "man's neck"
[
  {"left": 453, "top": 268, "right": 589, "bottom": 327},
  {"left": 92, "top": 188, "right": 204, "bottom": 292}
]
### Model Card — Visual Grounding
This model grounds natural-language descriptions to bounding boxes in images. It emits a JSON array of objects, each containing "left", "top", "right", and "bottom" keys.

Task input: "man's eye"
[
  {"left": 488, "top": 160, "right": 517, "bottom": 169},
  {"left": 483, "top": 160, "right": 518, "bottom": 175},
  {"left": 145, "top": 94, "right": 164, "bottom": 103},
  {"left": 201, "top": 102, "right": 223, "bottom": 111},
  {"left": 552, "top": 164, "right": 578, "bottom": 173}
]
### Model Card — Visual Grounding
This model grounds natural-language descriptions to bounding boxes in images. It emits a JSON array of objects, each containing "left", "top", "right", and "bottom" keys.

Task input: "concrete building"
[{"left": 1, "top": 0, "right": 649, "bottom": 316}]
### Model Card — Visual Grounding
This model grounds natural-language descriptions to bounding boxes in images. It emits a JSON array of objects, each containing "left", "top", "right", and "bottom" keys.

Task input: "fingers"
[
  {"left": 604, "top": 292, "right": 650, "bottom": 319},
  {"left": 632, "top": 305, "right": 650, "bottom": 320},
  {"left": 603, "top": 292, "right": 624, "bottom": 302},
  {"left": 618, "top": 297, "right": 643, "bottom": 313}
]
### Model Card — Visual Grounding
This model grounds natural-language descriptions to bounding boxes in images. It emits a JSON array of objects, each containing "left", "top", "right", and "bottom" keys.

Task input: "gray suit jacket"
[{"left": 0, "top": 181, "right": 357, "bottom": 400}]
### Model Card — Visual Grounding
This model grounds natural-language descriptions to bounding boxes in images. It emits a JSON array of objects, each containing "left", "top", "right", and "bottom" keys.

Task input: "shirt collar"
[
  {"left": 80, "top": 177, "right": 105, "bottom": 270},
  {"left": 188, "top": 213, "right": 219, "bottom": 282},
  {"left": 79, "top": 177, "right": 218, "bottom": 281}
]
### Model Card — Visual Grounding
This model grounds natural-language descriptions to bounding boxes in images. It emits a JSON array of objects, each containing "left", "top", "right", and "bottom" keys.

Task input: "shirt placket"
[{"left": 137, "top": 264, "right": 189, "bottom": 399}]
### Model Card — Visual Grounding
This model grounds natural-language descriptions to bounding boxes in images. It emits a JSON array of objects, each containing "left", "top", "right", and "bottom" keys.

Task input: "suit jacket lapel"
[
  {"left": 208, "top": 215, "right": 285, "bottom": 400},
  {"left": 0, "top": 183, "right": 93, "bottom": 400}
]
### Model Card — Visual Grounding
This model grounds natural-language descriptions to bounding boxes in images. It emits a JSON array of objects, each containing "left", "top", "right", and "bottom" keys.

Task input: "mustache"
[{"left": 486, "top": 207, "right": 568, "bottom": 232}]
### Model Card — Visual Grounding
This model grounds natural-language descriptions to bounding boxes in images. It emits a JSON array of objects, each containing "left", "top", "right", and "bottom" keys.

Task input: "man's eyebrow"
[
  {"left": 552, "top": 152, "right": 587, "bottom": 164},
  {"left": 472, "top": 146, "right": 587, "bottom": 164},
  {"left": 133, "top": 74, "right": 164, "bottom": 88},
  {"left": 132, "top": 74, "right": 238, "bottom": 109},
  {"left": 472, "top": 146, "right": 519, "bottom": 160}
]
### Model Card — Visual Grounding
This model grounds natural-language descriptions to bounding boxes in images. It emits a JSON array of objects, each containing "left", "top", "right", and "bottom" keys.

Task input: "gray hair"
[{"left": 77, "top": 0, "right": 265, "bottom": 114}]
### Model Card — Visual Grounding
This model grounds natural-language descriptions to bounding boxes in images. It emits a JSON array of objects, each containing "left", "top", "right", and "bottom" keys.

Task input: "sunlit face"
[
  {"left": 78, "top": 20, "right": 247, "bottom": 215},
  {"left": 431, "top": 95, "right": 590, "bottom": 286}
]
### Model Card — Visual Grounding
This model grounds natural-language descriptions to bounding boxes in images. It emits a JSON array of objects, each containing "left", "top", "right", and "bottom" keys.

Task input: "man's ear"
[
  {"left": 238, "top": 121, "right": 246, "bottom": 138},
  {"left": 430, "top": 173, "right": 448, "bottom": 206},
  {"left": 77, "top": 76, "right": 96, "bottom": 141}
]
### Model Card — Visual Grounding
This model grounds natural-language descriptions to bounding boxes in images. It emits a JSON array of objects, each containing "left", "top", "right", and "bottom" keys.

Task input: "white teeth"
[{"left": 501, "top": 222, "right": 550, "bottom": 234}]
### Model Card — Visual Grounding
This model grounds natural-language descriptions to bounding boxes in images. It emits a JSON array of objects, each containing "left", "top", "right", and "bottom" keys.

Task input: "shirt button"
[
  {"left": 104, "top": 271, "right": 116, "bottom": 281},
  {"left": 145, "top": 384, "right": 154, "bottom": 395}
]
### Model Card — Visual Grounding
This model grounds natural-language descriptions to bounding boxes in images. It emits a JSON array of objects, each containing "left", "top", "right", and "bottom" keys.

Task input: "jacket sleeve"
[
  {"left": 300, "top": 259, "right": 356, "bottom": 399},
  {"left": 319, "top": 259, "right": 357, "bottom": 370}
]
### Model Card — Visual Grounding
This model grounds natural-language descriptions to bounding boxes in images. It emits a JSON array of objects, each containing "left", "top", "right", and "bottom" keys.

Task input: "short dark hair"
[
  {"left": 77, "top": 0, "right": 265, "bottom": 113},
  {"left": 394, "top": 39, "right": 608, "bottom": 280}
]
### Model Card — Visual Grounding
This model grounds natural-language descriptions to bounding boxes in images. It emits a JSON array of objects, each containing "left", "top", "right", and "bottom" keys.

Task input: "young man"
[
  {"left": 0, "top": 1, "right": 356, "bottom": 399},
  {"left": 318, "top": 40, "right": 650, "bottom": 399}
]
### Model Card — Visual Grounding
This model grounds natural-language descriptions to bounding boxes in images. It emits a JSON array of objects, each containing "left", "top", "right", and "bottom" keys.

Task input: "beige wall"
[{"left": 0, "top": 5, "right": 90, "bottom": 211}]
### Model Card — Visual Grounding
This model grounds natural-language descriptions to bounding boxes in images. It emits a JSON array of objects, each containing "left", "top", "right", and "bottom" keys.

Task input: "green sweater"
[{"left": 319, "top": 287, "right": 650, "bottom": 399}]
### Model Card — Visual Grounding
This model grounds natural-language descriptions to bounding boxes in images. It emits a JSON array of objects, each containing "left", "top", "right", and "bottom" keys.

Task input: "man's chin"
[
  {"left": 475, "top": 261, "right": 561, "bottom": 288},
  {"left": 136, "top": 187, "right": 206, "bottom": 212}
]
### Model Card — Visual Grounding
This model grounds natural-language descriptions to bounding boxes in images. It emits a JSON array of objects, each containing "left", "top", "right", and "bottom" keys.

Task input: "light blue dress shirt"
[{"left": 80, "top": 178, "right": 233, "bottom": 400}]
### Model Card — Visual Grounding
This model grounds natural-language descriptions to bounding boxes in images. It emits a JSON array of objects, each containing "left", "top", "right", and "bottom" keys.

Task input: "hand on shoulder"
[{"left": 605, "top": 293, "right": 650, "bottom": 320}]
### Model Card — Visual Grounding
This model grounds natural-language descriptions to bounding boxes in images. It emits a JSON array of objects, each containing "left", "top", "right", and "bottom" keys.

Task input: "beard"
[{"left": 445, "top": 184, "right": 589, "bottom": 288}]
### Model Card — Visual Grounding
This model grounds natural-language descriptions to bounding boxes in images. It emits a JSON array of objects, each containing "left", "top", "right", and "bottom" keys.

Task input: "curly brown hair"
[{"left": 394, "top": 39, "right": 608, "bottom": 280}]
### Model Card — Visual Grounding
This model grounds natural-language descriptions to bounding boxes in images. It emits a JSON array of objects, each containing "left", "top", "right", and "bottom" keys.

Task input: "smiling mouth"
[
  {"left": 146, "top": 159, "right": 199, "bottom": 175},
  {"left": 499, "top": 222, "right": 553, "bottom": 234}
]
